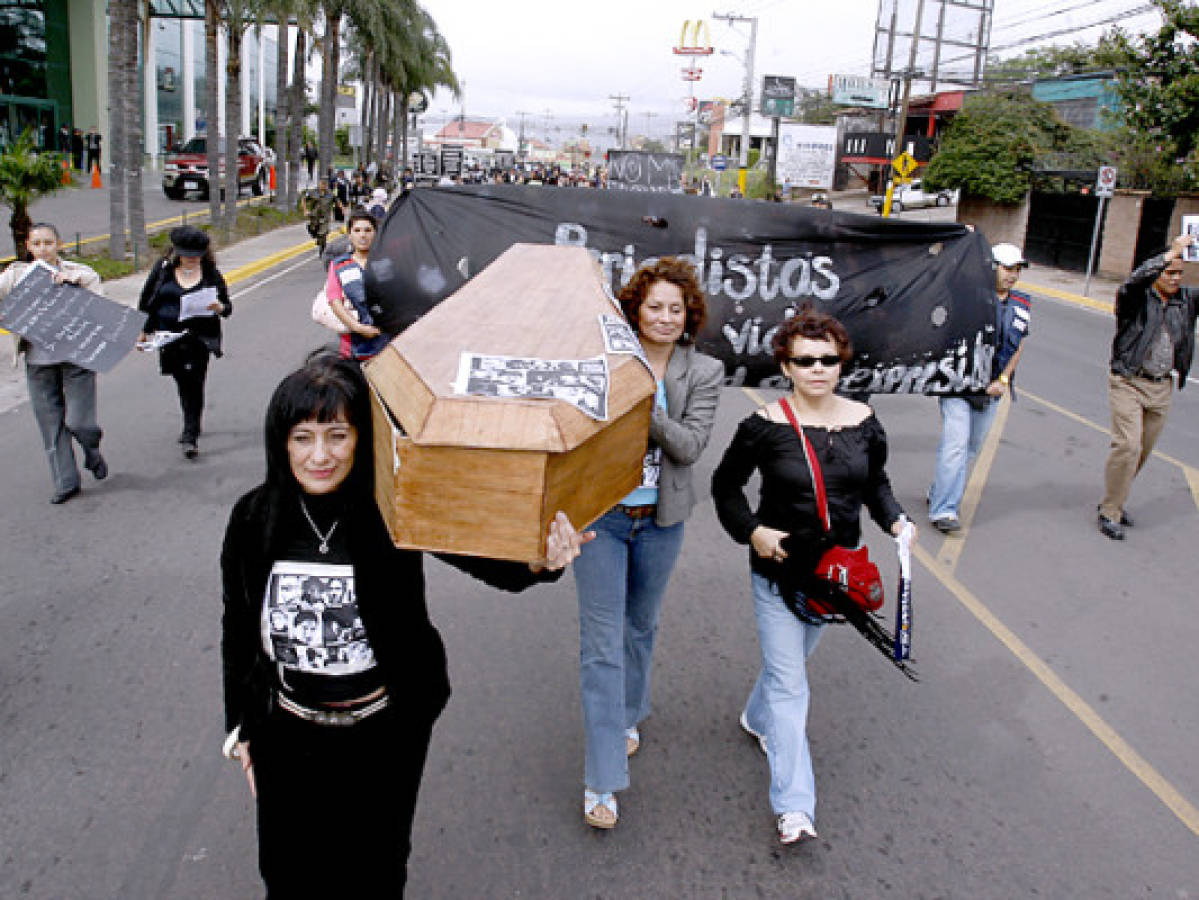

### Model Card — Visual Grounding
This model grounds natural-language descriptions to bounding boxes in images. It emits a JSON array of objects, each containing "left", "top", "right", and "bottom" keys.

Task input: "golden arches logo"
[{"left": 674, "top": 19, "right": 714, "bottom": 55}]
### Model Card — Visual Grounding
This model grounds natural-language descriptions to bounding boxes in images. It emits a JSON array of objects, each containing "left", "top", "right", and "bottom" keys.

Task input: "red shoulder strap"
[{"left": 779, "top": 397, "right": 831, "bottom": 533}]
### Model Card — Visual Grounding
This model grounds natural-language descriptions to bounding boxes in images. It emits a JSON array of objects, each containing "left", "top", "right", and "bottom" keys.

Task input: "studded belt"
[
  {"left": 616, "top": 503, "right": 657, "bottom": 520},
  {"left": 276, "top": 691, "right": 390, "bottom": 727}
]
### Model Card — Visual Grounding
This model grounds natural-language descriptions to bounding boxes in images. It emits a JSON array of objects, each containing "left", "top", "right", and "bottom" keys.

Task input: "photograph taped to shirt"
[
  {"left": 262, "top": 561, "right": 376, "bottom": 676},
  {"left": 640, "top": 444, "right": 662, "bottom": 489}
]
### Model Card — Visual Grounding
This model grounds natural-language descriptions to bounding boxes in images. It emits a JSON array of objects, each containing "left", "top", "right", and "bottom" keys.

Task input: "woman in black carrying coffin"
[
  {"left": 220, "top": 351, "right": 589, "bottom": 896},
  {"left": 138, "top": 226, "right": 232, "bottom": 459}
]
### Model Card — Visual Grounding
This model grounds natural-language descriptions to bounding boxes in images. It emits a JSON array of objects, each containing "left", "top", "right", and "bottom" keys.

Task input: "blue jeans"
[
  {"left": 743, "top": 573, "right": 824, "bottom": 817},
  {"left": 928, "top": 396, "right": 999, "bottom": 521},
  {"left": 573, "top": 508, "right": 685, "bottom": 792}
]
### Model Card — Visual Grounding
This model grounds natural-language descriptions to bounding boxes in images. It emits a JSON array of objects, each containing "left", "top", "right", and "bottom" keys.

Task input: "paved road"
[{"left": 1, "top": 251, "right": 1196, "bottom": 898}]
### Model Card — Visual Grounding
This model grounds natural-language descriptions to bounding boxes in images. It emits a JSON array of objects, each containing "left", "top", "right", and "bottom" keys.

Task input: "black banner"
[
  {"left": 0, "top": 264, "right": 145, "bottom": 373},
  {"left": 363, "top": 184, "right": 996, "bottom": 392}
]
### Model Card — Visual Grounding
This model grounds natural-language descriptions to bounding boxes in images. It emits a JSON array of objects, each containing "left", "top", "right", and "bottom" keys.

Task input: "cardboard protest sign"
[
  {"left": 607, "top": 151, "right": 686, "bottom": 193},
  {"left": 0, "top": 263, "right": 145, "bottom": 373},
  {"left": 363, "top": 184, "right": 997, "bottom": 392}
]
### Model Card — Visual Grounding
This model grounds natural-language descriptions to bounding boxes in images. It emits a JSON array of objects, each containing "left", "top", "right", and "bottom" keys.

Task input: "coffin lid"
[{"left": 365, "top": 243, "right": 656, "bottom": 453}]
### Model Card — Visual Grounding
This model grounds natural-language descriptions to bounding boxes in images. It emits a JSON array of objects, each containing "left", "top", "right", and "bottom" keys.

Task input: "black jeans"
[
  {"left": 250, "top": 705, "right": 434, "bottom": 898},
  {"left": 160, "top": 338, "right": 209, "bottom": 442}
]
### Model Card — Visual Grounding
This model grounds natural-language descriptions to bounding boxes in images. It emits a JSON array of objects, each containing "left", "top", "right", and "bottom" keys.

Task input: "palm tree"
[
  {"left": 107, "top": 0, "right": 130, "bottom": 258},
  {"left": 267, "top": 3, "right": 292, "bottom": 210},
  {"left": 126, "top": 2, "right": 150, "bottom": 263},
  {"left": 392, "top": 7, "right": 459, "bottom": 170},
  {"left": 0, "top": 129, "right": 66, "bottom": 259},
  {"left": 317, "top": 0, "right": 347, "bottom": 179},
  {"left": 205, "top": 0, "right": 221, "bottom": 224}
]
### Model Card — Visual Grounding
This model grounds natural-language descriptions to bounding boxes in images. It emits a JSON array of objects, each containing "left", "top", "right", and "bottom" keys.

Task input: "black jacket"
[
  {"left": 221, "top": 485, "right": 557, "bottom": 742},
  {"left": 139, "top": 259, "right": 232, "bottom": 356},
  {"left": 1110, "top": 252, "right": 1198, "bottom": 389}
]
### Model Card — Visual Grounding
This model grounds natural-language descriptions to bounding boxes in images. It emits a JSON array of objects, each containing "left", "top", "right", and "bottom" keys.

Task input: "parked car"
[
  {"left": 869, "top": 178, "right": 956, "bottom": 213},
  {"left": 162, "top": 136, "right": 270, "bottom": 200}
]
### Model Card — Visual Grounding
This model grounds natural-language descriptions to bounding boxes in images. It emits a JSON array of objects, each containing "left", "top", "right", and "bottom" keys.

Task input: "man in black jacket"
[{"left": 1099, "top": 233, "right": 1196, "bottom": 539}]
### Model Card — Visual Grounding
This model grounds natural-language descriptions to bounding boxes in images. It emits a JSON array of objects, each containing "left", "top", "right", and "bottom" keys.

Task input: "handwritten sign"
[
  {"left": 0, "top": 263, "right": 145, "bottom": 372},
  {"left": 607, "top": 151, "right": 685, "bottom": 193}
]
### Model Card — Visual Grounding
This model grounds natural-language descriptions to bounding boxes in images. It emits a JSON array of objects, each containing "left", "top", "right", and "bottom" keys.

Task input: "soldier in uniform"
[{"left": 300, "top": 178, "right": 341, "bottom": 256}]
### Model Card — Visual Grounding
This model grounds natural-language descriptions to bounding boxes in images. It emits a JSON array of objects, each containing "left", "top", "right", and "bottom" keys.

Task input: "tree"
[
  {"left": 205, "top": 0, "right": 221, "bottom": 224},
  {"left": 923, "top": 92, "right": 1109, "bottom": 204},
  {"left": 0, "top": 129, "right": 67, "bottom": 259},
  {"left": 1102, "top": 0, "right": 1199, "bottom": 184},
  {"left": 106, "top": 0, "right": 130, "bottom": 258},
  {"left": 126, "top": 3, "right": 149, "bottom": 263}
]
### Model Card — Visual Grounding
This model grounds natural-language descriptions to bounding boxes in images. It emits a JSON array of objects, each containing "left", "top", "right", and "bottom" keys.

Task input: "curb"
[
  {"left": 223, "top": 237, "right": 316, "bottom": 285},
  {"left": 1017, "top": 279, "right": 1114, "bottom": 314}
]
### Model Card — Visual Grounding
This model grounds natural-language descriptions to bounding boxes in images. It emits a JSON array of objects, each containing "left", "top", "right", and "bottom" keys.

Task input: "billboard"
[
  {"left": 831, "top": 75, "right": 891, "bottom": 109},
  {"left": 775, "top": 124, "right": 837, "bottom": 189}
]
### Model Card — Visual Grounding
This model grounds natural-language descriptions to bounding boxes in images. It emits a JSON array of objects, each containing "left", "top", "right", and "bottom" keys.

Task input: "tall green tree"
[{"left": 0, "top": 129, "right": 66, "bottom": 259}]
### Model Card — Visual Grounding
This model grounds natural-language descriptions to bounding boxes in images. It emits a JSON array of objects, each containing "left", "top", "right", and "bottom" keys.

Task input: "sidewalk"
[{"left": 1, "top": 223, "right": 319, "bottom": 414}]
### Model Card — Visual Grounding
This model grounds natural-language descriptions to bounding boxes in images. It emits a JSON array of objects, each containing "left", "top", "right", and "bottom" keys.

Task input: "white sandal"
[{"left": 583, "top": 789, "right": 618, "bottom": 829}]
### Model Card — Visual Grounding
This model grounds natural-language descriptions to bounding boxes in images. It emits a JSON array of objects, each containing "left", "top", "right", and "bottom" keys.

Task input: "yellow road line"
[
  {"left": 913, "top": 540, "right": 1199, "bottom": 838},
  {"left": 1019, "top": 386, "right": 1199, "bottom": 513},
  {"left": 742, "top": 387, "right": 766, "bottom": 407},
  {"left": 222, "top": 239, "right": 315, "bottom": 285}
]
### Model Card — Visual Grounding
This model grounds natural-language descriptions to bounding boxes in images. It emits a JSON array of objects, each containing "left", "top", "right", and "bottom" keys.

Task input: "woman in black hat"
[{"left": 138, "top": 226, "right": 232, "bottom": 459}]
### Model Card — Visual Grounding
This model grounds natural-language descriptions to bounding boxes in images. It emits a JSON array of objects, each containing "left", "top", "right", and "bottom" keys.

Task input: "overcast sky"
[{"left": 416, "top": 0, "right": 1163, "bottom": 144}]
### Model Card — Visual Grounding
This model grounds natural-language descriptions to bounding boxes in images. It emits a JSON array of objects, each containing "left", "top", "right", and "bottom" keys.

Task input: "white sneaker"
[
  {"left": 739, "top": 711, "right": 767, "bottom": 754},
  {"left": 777, "top": 811, "right": 817, "bottom": 844}
]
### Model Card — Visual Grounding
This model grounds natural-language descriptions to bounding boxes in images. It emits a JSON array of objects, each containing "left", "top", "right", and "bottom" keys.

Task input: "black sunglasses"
[{"left": 788, "top": 354, "right": 843, "bottom": 369}]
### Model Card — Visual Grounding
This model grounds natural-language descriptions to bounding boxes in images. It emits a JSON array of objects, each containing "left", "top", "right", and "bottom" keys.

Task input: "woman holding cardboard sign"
[
  {"left": 220, "top": 351, "right": 588, "bottom": 896},
  {"left": 137, "top": 226, "right": 232, "bottom": 460},
  {"left": 572, "top": 257, "right": 723, "bottom": 829}
]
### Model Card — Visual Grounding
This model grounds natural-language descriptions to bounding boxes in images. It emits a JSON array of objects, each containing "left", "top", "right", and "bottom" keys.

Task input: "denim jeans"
[
  {"left": 25, "top": 361, "right": 102, "bottom": 495},
  {"left": 573, "top": 508, "right": 685, "bottom": 792},
  {"left": 743, "top": 573, "right": 824, "bottom": 817},
  {"left": 928, "top": 396, "right": 999, "bottom": 521}
]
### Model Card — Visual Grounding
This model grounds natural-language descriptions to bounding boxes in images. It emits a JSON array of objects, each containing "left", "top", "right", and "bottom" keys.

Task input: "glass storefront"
[{"left": 0, "top": 0, "right": 71, "bottom": 150}]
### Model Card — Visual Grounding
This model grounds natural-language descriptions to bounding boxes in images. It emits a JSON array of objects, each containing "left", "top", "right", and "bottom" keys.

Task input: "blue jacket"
[{"left": 994, "top": 288, "right": 1030, "bottom": 394}]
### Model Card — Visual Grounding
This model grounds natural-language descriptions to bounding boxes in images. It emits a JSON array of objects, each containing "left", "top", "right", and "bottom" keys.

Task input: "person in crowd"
[
  {"left": 0, "top": 222, "right": 107, "bottom": 503},
  {"left": 349, "top": 170, "right": 369, "bottom": 206},
  {"left": 367, "top": 188, "right": 389, "bottom": 221},
  {"left": 302, "top": 141, "right": 318, "bottom": 182},
  {"left": 571, "top": 257, "right": 723, "bottom": 829},
  {"left": 326, "top": 209, "right": 388, "bottom": 362},
  {"left": 137, "top": 226, "right": 232, "bottom": 460},
  {"left": 70, "top": 128, "right": 84, "bottom": 170},
  {"left": 711, "top": 308, "right": 911, "bottom": 846},
  {"left": 84, "top": 127, "right": 101, "bottom": 173},
  {"left": 301, "top": 177, "right": 342, "bottom": 257},
  {"left": 221, "top": 350, "right": 587, "bottom": 896},
  {"left": 1098, "top": 232, "right": 1197, "bottom": 539},
  {"left": 927, "top": 242, "right": 1030, "bottom": 533}
]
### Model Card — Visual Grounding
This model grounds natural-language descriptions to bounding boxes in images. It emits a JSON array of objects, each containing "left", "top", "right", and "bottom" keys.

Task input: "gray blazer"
[{"left": 650, "top": 344, "right": 724, "bottom": 526}]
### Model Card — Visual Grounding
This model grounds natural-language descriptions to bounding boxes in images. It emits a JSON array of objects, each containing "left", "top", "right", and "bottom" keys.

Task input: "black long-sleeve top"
[
  {"left": 139, "top": 259, "right": 232, "bottom": 355},
  {"left": 711, "top": 412, "right": 905, "bottom": 580},
  {"left": 221, "top": 485, "right": 559, "bottom": 742}
]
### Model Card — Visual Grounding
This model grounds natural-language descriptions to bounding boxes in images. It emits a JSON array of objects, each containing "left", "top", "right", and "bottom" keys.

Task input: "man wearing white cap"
[
  {"left": 928, "top": 242, "right": 1031, "bottom": 532},
  {"left": 368, "top": 188, "right": 389, "bottom": 221}
]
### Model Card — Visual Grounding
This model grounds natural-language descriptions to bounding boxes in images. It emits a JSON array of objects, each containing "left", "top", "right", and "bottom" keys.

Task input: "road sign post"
[
  {"left": 882, "top": 151, "right": 919, "bottom": 217},
  {"left": 1085, "top": 166, "right": 1117, "bottom": 295}
]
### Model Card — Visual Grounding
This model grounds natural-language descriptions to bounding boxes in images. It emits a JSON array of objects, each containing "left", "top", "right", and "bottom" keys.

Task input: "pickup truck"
[
  {"left": 869, "top": 179, "right": 956, "bottom": 213},
  {"left": 162, "top": 136, "right": 269, "bottom": 200}
]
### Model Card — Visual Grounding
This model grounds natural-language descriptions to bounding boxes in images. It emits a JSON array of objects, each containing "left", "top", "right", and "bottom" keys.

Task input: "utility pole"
[
  {"left": 515, "top": 109, "right": 531, "bottom": 162},
  {"left": 609, "top": 93, "right": 629, "bottom": 149},
  {"left": 882, "top": 0, "right": 925, "bottom": 217},
  {"left": 644, "top": 111, "right": 658, "bottom": 144},
  {"left": 713, "top": 12, "right": 757, "bottom": 196}
]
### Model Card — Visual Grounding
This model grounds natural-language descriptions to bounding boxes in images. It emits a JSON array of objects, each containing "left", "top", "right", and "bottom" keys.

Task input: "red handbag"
[{"left": 779, "top": 398, "right": 884, "bottom": 618}]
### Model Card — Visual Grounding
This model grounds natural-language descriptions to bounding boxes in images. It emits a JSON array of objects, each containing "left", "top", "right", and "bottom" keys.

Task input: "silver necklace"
[{"left": 299, "top": 498, "right": 339, "bottom": 555}]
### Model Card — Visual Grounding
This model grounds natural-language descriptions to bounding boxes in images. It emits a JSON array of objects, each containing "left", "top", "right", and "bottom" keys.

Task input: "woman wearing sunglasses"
[{"left": 711, "top": 307, "right": 912, "bottom": 846}]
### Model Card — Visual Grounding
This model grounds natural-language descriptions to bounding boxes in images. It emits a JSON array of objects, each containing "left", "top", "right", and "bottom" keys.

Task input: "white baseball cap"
[
  {"left": 992, "top": 243, "right": 1027, "bottom": 267},
  {"left": 371, "top": 188, "right": 388, "bottom": 203}
]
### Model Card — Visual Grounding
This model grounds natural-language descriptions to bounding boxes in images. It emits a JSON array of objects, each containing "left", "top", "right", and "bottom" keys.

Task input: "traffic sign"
[
  {"left": 712, "top": 154, "right": 727, "bottom": 171},
  {"left": 892, "top": 151, "right": 918, "bottom": 180},
  {"left": 1096, "top": 165, "right": 1117, "bottom": 198}
]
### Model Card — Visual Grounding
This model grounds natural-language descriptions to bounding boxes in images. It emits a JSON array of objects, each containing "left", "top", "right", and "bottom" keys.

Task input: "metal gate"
[{"left": 1025, "top": 191, "right": 1105, "bottom": 272}]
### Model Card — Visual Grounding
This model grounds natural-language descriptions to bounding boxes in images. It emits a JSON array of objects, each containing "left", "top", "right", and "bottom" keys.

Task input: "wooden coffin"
[{"left": 364, "top": 243, "right": 656, "bottom": 562}]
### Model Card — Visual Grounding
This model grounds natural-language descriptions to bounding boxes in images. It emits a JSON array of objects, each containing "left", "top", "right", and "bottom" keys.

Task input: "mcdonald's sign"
[{"left": 673, "top": 19, "right": 714, "bottom": 55}]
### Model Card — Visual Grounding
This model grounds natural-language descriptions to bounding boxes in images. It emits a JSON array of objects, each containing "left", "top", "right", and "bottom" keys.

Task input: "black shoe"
[
  {"left": 87, "top": 453, "right": 108, "bottom": 481},
  {"left": 50, "top": 485, "right": 81, "bottom": 504},
  {"left": 1097, "top": 505, "right": 1133, "bottom": 527},
  {"left": 182, "top": 441, "right": 199, "bottom": 460},
  {"left": 930, "top": 516, "right": 961, "bottom": 534},
  {"left": 1097, "top": 514, "right": 1125, "bottom": 540}
]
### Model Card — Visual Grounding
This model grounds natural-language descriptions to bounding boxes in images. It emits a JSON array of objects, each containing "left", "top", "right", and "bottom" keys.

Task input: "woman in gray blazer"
[{"left": 573, "top": 257, "right": 723, "bottom": 829}]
